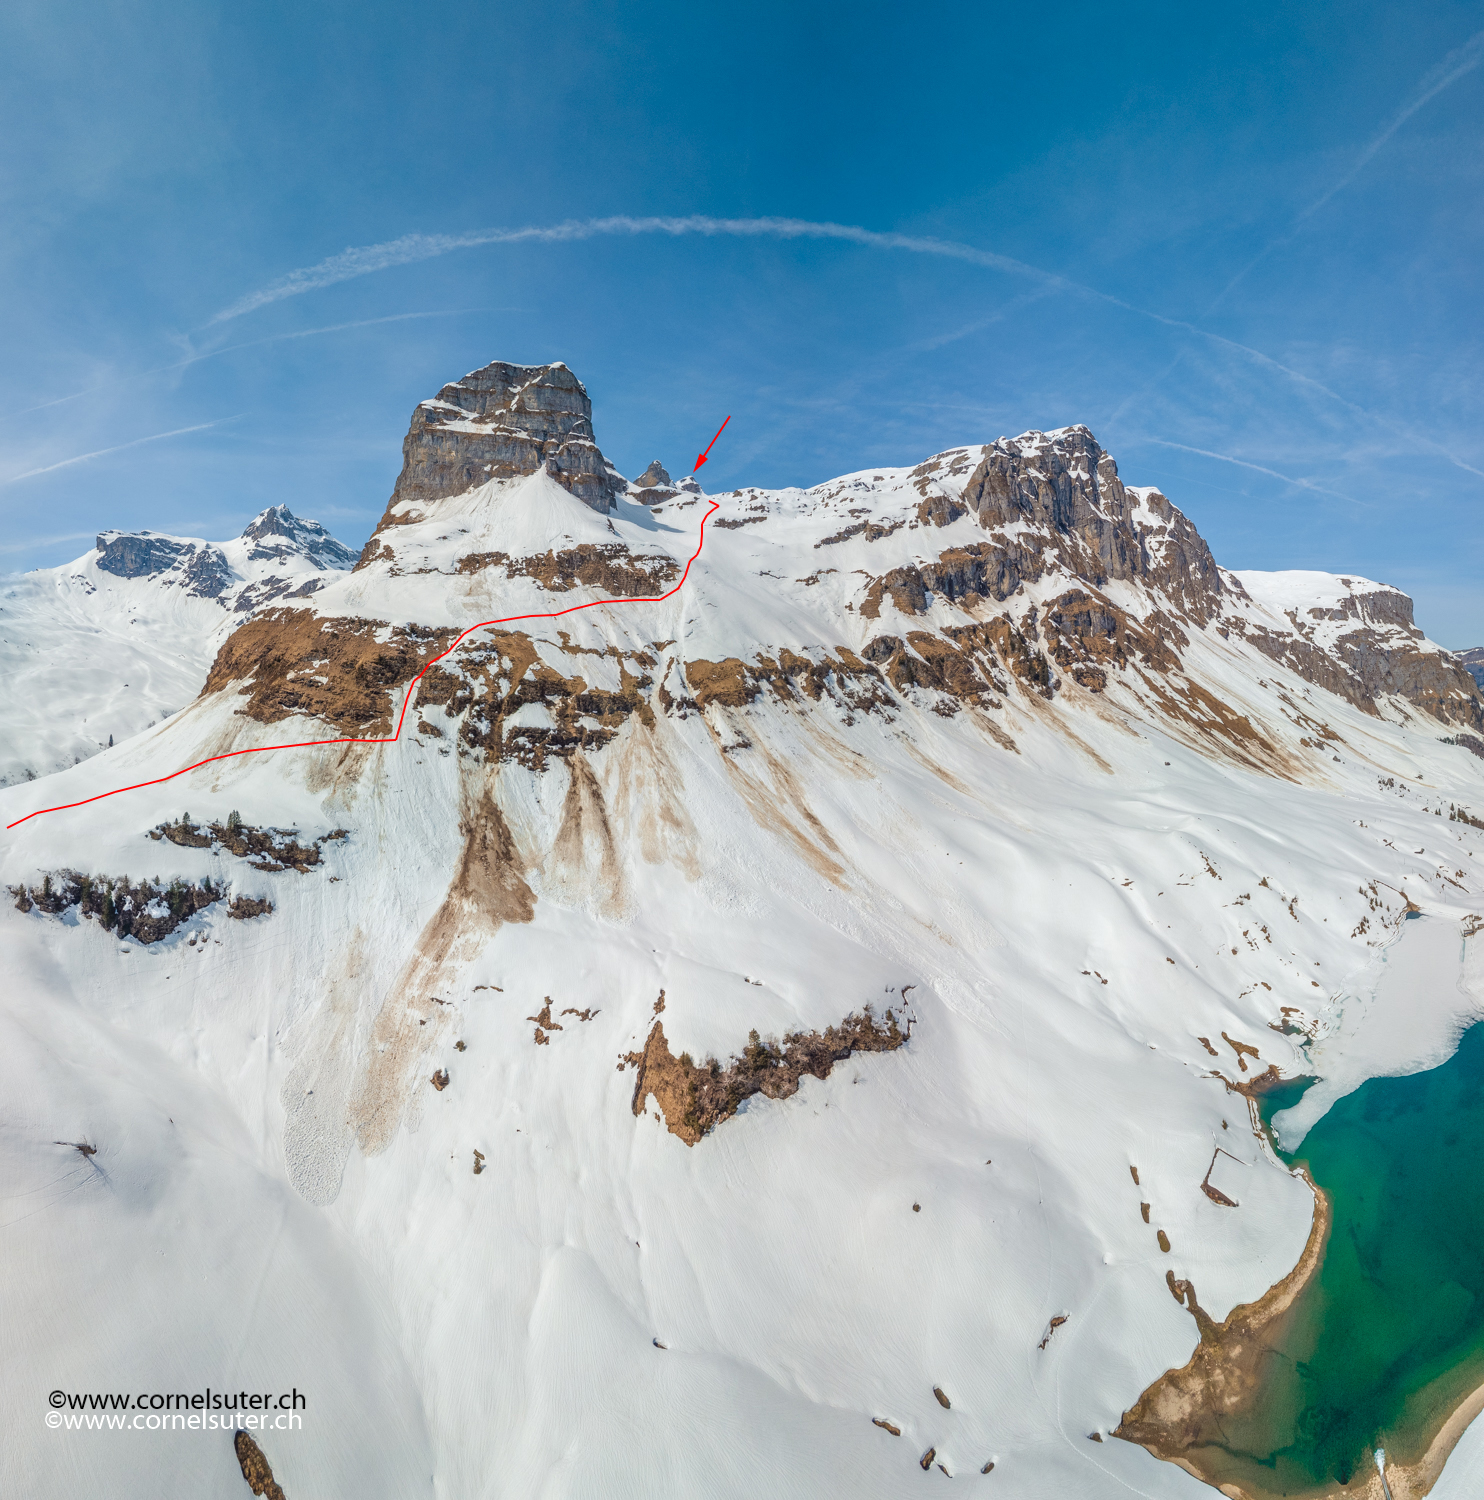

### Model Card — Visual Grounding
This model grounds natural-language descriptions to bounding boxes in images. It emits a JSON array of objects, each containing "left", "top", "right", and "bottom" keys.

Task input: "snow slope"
[
  {"left": 4, "top": 392, "right": 1484, "bottom": 1500},
  {"left": 0, "top": 507, "right": 355, "bottom": 787}
]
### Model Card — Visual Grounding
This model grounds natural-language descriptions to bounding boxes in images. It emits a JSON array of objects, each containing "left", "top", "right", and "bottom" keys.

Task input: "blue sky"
[{"left": 2, "top": 0, "right": 1481, "bottom": 643}]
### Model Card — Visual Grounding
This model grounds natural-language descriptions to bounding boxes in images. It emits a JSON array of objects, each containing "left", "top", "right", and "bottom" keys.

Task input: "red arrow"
[{"left": 694, "top": 415, "right": 731, "bottom": 471}]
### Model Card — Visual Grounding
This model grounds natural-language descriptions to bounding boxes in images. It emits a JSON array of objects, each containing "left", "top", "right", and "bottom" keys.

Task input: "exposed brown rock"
[
  {"left": 202, "top": 608, "right": 458, "bottom": 737},
  {"left": 233, "top": 1431, "right": 287, "bottom": 1499},
  {"left": 682, "top": 649, "right": 897, "bottom": 718},
  {"left": 624, "top": 1007, "right": 909, "bottom": 1145},
  {"left": 227, "top": 895, "right": 274, "bottom": 920},
  {"left": 454, "top": 542, "right": 678, "bottom": 596},
  {"left": 414, "top": 631, "right": 657, "bottom": 769}
]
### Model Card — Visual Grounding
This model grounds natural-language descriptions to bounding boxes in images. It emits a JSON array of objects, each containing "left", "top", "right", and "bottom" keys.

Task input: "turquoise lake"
[{"left": 1190, "top": 1017, "right": 1484, "bottom": 1493}]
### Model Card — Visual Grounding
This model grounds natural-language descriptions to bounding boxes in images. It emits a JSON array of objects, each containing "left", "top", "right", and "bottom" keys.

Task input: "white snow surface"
[
  {"left": 3, "top": 455, "right": 1484, "bottom": 1498},
  {"left": 0, "top": 507, "right": 355, "bottom": 787}
]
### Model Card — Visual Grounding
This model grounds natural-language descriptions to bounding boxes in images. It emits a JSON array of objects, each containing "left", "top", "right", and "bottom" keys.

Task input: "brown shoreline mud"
[
  {"left": 1114, "top": 1166, "right": 1333, "bottom": 1497},
  {"left": 1117, "top": 1083, "right": 1484, "bottom": 1500}
]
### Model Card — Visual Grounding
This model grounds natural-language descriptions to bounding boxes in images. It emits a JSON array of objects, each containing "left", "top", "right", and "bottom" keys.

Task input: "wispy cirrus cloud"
[
  {"left": 203, "top": 214, "right": 1430, "bottom": 441},
  {"left": 1210, "top": 28, "right": 1484, "bottom": 308},
  {"left": 1138, "top": 436, "right": 1361, "bottom": 506},
  {"left": 5, "top": 309, "right": 491, "bottom": 425},
  {"left": 0, "top": 420, "right": 229, "bottom": 487}
]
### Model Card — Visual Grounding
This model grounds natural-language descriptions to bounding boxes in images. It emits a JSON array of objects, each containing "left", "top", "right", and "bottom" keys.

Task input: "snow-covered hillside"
[
  {"left": 0, "top": 507, "right": 355, "bottom": 786},
  {"left": 4, "top": 362, "right": 1484, "bottom": 1500}
]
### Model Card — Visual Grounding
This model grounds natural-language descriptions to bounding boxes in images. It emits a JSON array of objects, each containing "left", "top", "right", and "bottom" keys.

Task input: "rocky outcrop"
[
  {"left": 1231, "top": 582, "right": 1484, "bottom": 730},
  {"left": 96, "top": 532, "right": 231, "bottom": 597},
  {"left": 414, "top": 633, "right": 660, "bottom": 769},
  {"left": 203, "top": 608, "right": 458, "bottom": 737},
  {"left": 1458, "top": 647, "right": 1484, "bottom": 691},
  {"left": 362, "top": 362, "right": 624, "bottom": 558},
  {"left": 240, "top": 505, "right": 357, "bottom": 569},
  {"left": 623, "top": 1007, "right": 909, "bottom": 1145},
  {"left": 912, "top": 428, "right": 1228, "bottom": 626},
  {"left": 632, "top": 460, "right": 679, "bottom": 504}
]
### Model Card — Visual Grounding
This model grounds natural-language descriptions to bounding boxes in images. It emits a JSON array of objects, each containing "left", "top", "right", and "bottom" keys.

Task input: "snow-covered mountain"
[
  {"left": 4, "top": 361, "right": 1484, "bottom": 1500},
  {"left": 0, "top": 506, "right": 356, "bottom": 786}
]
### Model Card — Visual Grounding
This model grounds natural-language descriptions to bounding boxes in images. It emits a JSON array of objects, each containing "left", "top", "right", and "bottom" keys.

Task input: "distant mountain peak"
[{"left": 240, "top": 505, "right": 357, "bottom": 569}]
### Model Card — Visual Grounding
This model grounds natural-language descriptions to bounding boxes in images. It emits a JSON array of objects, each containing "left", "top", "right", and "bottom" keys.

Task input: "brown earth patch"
[
  {"left": 234, "top": 1431, "right": 287, "bottom": 1499},
  {"left": 1114, "top": 1170, "right": 1331, "bottom": 1492},
  {"left": 416, "top": 630, "right": 657, "bottom": 769},
  {"left": 203, "top": 608, "right": 458, "bottom": 736},
  {"left": 544, "top": 751, "right": 628, "bottom": 918},
  {"left": 623, "top": 1005, "right": 909, "bottom": 1144},
  {"left": 702, "top": 718, "right": 849, "bottom": 884},
  {"left": 347, "top": 784, "right": 533, "bottom": 1154},
  {"left": 609, "top": 717, "right": 703, "bottom": 880}
]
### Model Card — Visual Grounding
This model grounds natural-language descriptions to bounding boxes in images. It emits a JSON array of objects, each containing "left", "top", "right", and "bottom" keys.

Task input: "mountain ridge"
[{"left": 5, "top": 360, "right": 1484, "bottom": 1500}]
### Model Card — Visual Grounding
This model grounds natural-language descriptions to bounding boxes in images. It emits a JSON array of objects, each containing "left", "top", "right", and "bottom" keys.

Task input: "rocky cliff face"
[
  {"left": 1460, "top": 647, "right": 1484, "bottom": 691},
  {"left": 96, "top": 531, "right": 232, "bottom": 597},
  {"left": 1228, "top": 574, "right": 1484, "bottom": 731},
  {"left": 197, "top": 362, "right": 1484, "bottom": 786},
  {"left": 241, "top": 505, "right": 357, "bottom": 570},
  {"left": 360, "top": 362, "right": 625, "bottom": 564}
]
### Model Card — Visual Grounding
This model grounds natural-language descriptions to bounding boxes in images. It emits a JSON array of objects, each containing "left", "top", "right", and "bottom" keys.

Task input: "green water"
[{"left": 1198, "top": 1020, "right": 1484, "bottom": 1493}]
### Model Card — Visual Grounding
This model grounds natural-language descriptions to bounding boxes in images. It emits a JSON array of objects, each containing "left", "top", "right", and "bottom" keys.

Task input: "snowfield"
[
  {"left": 0, "top": 507, "right": 354, "bottom": 788},
  {"left": 4, "top": 433, "right": 1484, "bottom": 1499}
]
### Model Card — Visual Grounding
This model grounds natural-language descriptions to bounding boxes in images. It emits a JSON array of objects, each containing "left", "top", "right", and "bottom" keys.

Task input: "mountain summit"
[{"left": 361, "top": 360, "right": 626, "bottom": 567}]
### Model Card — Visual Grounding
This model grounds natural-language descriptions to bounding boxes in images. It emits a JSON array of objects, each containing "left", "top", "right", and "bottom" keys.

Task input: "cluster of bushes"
[
  {"left": 677, "top": 1006, "right": 908, "bottom": 1138},
  {"left": 11, "top": 869, "right": 271, "bottom": 943},
  {"left": 152, "top": 810, "right": 346, "bottom": 873}
]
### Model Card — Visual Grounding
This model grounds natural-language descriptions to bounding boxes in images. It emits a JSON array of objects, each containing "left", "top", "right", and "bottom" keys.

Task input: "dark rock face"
[
  {"left": 1459, "top": 648, "right": 1484, "bottom": 691},
  {"left": 1235, "top": 585, "right": 1484, "bottom": 730},
  {"left": 632, "top": 459, "right": 678, "bottom": 504},
  {"left": 366, "top": 362, "right": 624, "bottom": 554},
  {"left": 96, "top": 532, "right": 231, "bottom": 597},
  {"left": 241, "top": 505, "right": 357, "bottom": 569},
  {"left": 907, "top": 427, "right": 1228, "bottom": 627}
]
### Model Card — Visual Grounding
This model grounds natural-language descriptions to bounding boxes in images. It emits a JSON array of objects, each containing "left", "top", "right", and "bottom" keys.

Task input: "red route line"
[{"left": 6, "top": 499, "right": 722, "bottom": 831}]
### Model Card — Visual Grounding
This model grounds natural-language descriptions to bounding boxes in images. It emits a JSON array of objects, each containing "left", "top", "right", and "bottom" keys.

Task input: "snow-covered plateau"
[{"left": 3, "top": 360, "right": 1483, "bottom": 1500}]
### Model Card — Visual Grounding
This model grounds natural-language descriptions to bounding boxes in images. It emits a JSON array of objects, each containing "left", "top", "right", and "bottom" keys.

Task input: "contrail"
[
  {"left": 1140, "top": 437, "right": 1359, "bottom": 506},
  {"left": 1302, "top": 28, "right": 1484, "bottom": 223},
  {"left": 196, "top": 215, "right": 1379, "bottom": 411},
  {"left": 209, "top": 215, "right": 1076, "bottom": 325},
  {"left": 1211, "top": 29, "right": 1484, "bottom": 308},
  {"left": 212, "top": 213, "right": 1484, "bottom": 484},
  {"left": 0, "top": 421, "right": 227, "bottom": 487}
]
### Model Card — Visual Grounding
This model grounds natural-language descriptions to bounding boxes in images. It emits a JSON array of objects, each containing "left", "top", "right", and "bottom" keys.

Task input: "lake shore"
[{"left": 1113, "top": 1165, "right": 1332, "bottom": 1497}]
